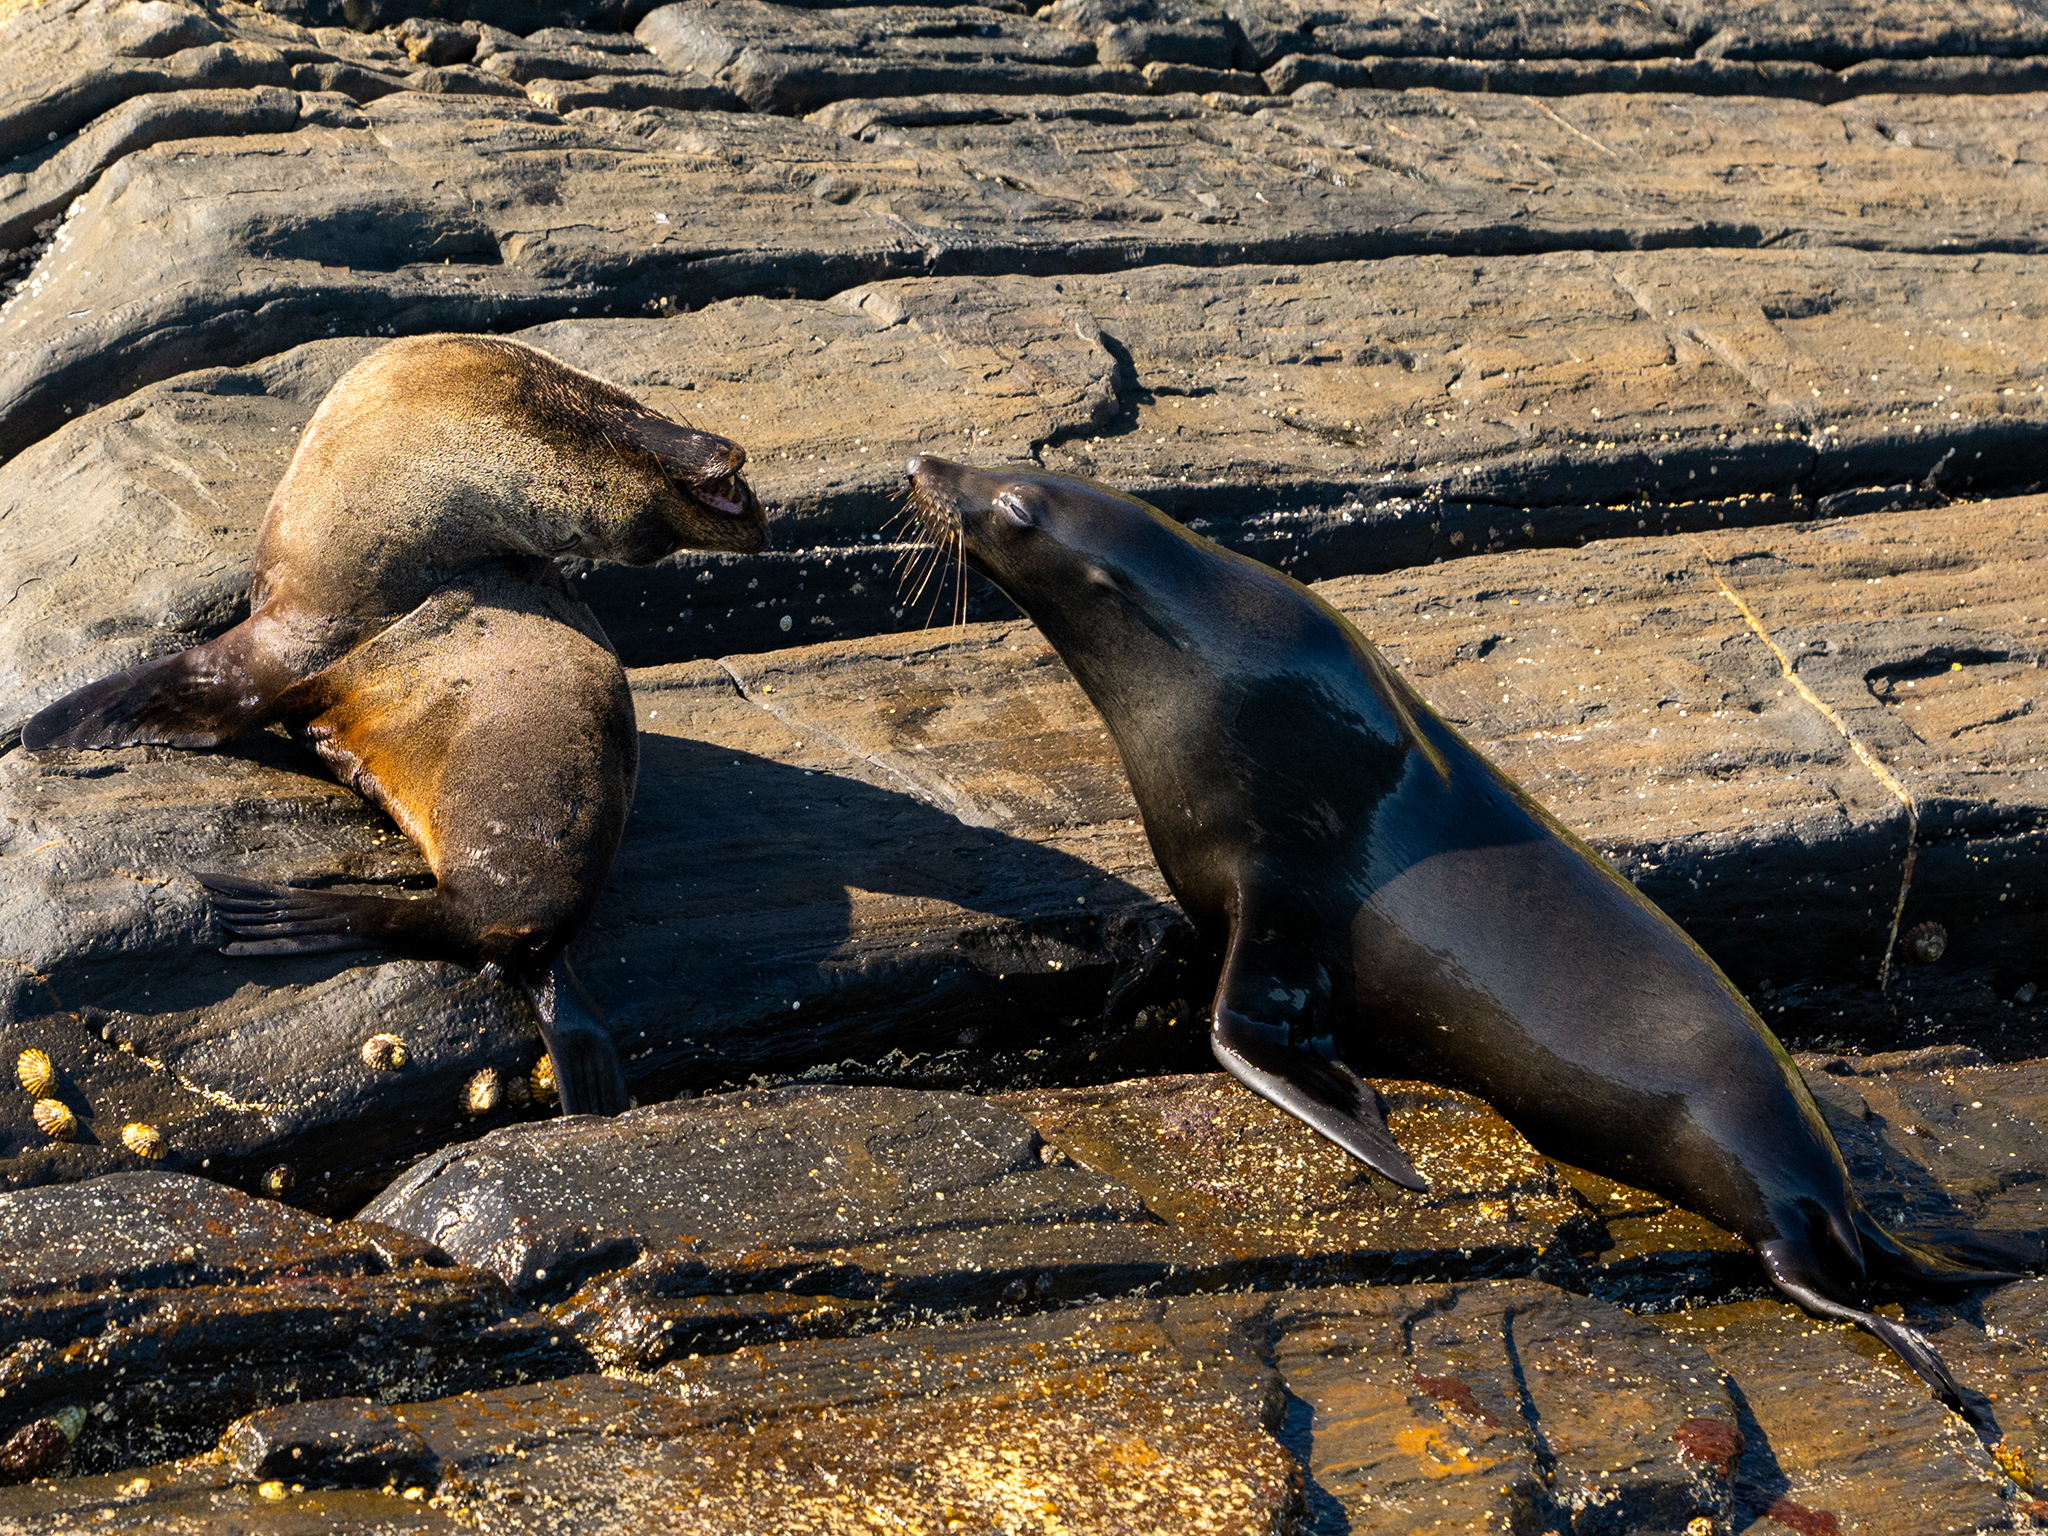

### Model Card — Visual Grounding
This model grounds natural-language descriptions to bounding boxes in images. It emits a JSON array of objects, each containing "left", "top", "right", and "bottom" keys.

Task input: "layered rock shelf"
[{"left": 1, "top": 0, "right": 2045, "bottom": 1529}]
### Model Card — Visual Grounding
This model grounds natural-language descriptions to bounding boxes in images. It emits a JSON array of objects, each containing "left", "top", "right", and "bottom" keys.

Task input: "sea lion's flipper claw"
[
  {"left": 198, "top": 873, "right": 428, "bottom": 957},
  {"left": 1210, "top": 921, "right": 1427, "bottom": 1190},
  {"left": 22, "top": 627, "right": 281, "bottom": 753},
  {"left": 520, "top": 956, "right": 629, "bottom": 1118}
]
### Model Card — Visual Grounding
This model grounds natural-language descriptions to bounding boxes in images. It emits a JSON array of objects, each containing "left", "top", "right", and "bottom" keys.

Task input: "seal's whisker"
[
  {"left": 902, "top": 540, "right": 946, "bottom": 611},
  {"left": 952, "top": 525, "right": 968, "bottom": 629}
]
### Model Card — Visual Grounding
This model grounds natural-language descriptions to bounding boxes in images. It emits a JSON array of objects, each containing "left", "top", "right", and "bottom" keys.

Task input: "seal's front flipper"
[
  {"left": 200, "top": 873, "right": 451, "bottom": 957},
  {"left": 520, "top": 956, "right": 628, "bottom": 1117},
  {"left": 1759, "top": 1237, "right": 1984, "bottom": 1427},
  {"left": 22, "top": 624, "right": 283, "bottom": 753},
  {"left": 1210, "top": 920, "right": 1427, "bottom": 1191}
]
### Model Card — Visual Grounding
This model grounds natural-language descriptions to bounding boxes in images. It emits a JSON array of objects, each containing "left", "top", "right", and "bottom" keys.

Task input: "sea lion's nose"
[{"left": 905, "top": 454, "right": 929, "bottom": 478}]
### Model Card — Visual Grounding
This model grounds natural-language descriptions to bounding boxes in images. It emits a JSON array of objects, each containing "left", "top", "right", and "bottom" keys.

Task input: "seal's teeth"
[{"left": 691, "top": 474, "right": 753, "bottom": 518}]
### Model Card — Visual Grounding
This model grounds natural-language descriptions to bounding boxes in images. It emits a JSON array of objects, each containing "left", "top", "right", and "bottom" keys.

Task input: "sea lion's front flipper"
[
  {"left": 519, "top": 956, "right": 629, "bottom": 1118},
  {"left": 1210, "top": 921, "right": 1428, "bottom": 1191},
  {"left": 22, "top": 622, "right": 288, "bottom": 753}
]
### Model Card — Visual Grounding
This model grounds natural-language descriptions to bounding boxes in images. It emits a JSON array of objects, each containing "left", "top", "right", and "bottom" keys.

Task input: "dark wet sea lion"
[
  {"left": 902, "top": 453, "right": 2023, "bottom": 1415},
  {"left": 23, "top": 336, "right": 767, "bottom": 1115}
]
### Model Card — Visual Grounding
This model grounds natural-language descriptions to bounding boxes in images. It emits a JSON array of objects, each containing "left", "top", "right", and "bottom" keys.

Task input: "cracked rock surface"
[{"left": 1, "top": 0, "right": 2046, "bottom": 1528}]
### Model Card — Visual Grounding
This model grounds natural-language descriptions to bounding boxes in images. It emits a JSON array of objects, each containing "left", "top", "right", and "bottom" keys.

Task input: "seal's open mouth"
[
  {"left": 619, "top": 415, "right": 759, "bottom": 522},
  {"left": 690, "top": 472, "right": 752, "bottom": 519}
]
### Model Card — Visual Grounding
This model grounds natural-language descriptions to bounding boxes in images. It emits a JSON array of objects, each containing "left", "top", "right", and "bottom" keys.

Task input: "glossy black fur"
[{"left": 904, "top": 455, "right": 2023, "bottom": 1417}]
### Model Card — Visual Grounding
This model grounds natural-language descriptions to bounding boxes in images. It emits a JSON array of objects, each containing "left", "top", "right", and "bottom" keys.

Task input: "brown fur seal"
[
  {"left": 24, "top": 335, "right": 767, "bottom": 1115},
  {"left": 902, "top": 453, "right": 2026, "bottom": 1420}
]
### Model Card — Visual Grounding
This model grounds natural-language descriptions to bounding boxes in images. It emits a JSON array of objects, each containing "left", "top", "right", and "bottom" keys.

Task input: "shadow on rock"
[{"left": 576, "top": 733, "right": 1207, "bottom": 1099}]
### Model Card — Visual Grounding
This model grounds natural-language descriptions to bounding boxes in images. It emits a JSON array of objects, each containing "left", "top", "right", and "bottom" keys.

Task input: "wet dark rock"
[
  {"left": 1657, "top": 1297, "right": 2018, "bottom": 1532},
  {"left": 0, "top": 1172, "right": 588, "bottom": 1476},
  {"left": 221, "top": 1399, "right": 436, "bottom": 1488},
  {"left": 357, "top": 1076, "right": 1595, "bottom": 1366},
  {"left": 0, "top": 1302, "right": 1300, "bottom": 1531},
  {"left": 0, "top": 1052, "right": 2039, "bottom": 1525},
  {"left": 1268, "top": 1281, "right": 1740, "bottom": 1533}
]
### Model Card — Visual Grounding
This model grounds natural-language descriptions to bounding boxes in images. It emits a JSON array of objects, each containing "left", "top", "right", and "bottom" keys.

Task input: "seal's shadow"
[{"left": 568, "top": 733, "right": 1196, "bottom": 1088}]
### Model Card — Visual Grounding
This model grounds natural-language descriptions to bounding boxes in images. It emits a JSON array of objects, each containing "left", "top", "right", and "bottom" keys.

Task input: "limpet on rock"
[
  {"left": 120, "top": 1122, "right": 165, "bottom": 1159},
  {"left": 361, "top": 1033, "right": 409, "bottom": 1071},
  {"left": 464, "top": 1068, "right": 501, "bottom": 1116},
  {"left": 31, "top": 1098, "right": 76, "bottom": 1141},
  {"left": 1903, "top": 921, "right": 1948, "bottom": 964},
  {"left": 16, "top": 1048, "right": 54, "bottom": 1097},
  {"left": 530, "top": 1057, "right": 557, "bottom": 1107}
]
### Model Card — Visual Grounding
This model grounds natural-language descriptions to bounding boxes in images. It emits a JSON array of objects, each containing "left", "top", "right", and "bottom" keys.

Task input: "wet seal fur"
[
  {"left": 903, "top": 454, "right": 2028, "bottom": 1420},
  {"left": 23, "top": 336, "right": 766, "bottom": 1116}
]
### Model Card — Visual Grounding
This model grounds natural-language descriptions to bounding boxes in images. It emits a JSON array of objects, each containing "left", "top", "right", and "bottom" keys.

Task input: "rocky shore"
[{"left": 1, "top": 0, "right": 2045, "bottom": 1530}]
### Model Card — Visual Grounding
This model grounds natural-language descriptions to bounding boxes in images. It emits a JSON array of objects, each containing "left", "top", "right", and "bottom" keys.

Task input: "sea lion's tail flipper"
[
  {"left": 22, "top": 625, "right": 282, "bottom": 753},
  {"left": 519, "top": 956, "right": 629, "bottom": 1118},
  {"left": 1210, "top": 919, "right": 1428, "bottom": 1191},
  {"left": 199, "top": 873, "right": 449, "bottom": 957},
  {"left": 1855, "top": 1207, "right": 2036, "bottom": 1287},
  {"left": 1758, "top": 1237, "right": 1990, "bottom": 1425}
]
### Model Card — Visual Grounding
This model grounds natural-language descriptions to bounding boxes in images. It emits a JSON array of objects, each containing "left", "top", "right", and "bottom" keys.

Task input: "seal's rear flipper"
[
  {"left": 1759, "top": 1237, "right": 1991, "bottom": 1429},
  {"left": 200, "top": 873, "right": 449, "bottom": 957},
  {"left": 1857, "top": 1209, "right": 2037, "bottom": 1287},
  {"left": 520, "top": 956, "right": 628, "bottom": 1117},
  {"left": 22, "top": 626, "right": 281, "bottom": 753}
]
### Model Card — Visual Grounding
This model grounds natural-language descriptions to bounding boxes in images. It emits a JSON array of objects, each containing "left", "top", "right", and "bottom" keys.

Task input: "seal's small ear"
[{"left": 619, "top": 416, "right": 745, "bottom": 487}]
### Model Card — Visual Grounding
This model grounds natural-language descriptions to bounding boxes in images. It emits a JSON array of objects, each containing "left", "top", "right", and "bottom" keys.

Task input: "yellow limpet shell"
[
  {"left": 360, "top": 1033, "right": 408, "bottom": 1072},
  {"left": 529, "top": 1056, "right": 557, "bottom": 1107},
  {"left": 16, "top": 1048, "right": 54, "bottom": 1097},
  {"left": 32, "top": 1098, "right": 76, "bottom": 1141},
  {"left": 121, "top": 1122, "right": 165, "bottom": 1159},
  {"left": 257, "top": 1481, "right": 288, "bottom": 1502},
  {"left": 464, "top": 1068, "right": 501, "bottom": 1117}
]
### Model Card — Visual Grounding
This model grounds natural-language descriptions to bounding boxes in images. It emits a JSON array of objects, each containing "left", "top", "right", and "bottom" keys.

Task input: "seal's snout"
[{"left": 905, "top": 454, "right": 929, "bottom": 478}]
